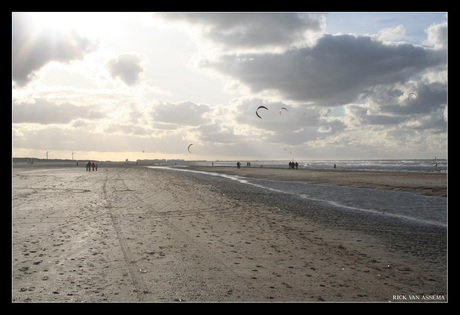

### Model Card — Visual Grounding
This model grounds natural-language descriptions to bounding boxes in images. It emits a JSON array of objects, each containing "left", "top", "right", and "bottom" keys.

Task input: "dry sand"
[{"left": 12, "top": 165, "right": 447, "bottom": 302}]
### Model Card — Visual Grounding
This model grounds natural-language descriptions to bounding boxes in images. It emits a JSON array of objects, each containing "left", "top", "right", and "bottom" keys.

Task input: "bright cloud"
[{"left": 12, "top": 13, "right": 98, "bottom": 87}]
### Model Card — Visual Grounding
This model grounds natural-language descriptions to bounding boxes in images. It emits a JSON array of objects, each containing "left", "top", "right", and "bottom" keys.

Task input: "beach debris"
[
  {"left": 279, "top": 107, "right": 288, "bottom": 115},
  {"left": 408, "top": 92, "right": 417, "bottom": 101},
  {"left": 256, "top": 105, "right": 268, "bottom": 119},
  {"left": 187, "top": 143, "right": 193, "bottom": 153}
]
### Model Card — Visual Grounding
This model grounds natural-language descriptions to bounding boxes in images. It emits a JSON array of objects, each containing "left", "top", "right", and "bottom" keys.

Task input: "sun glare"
[
  {"left": 31, "top": 12, "right": 80, "bottom": 33},
  {"left": 29, "top": 12, "right": 125, "bottom": 38}
]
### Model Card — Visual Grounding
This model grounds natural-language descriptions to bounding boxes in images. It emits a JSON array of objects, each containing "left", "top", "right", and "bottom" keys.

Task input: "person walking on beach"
[
  {"left": 86, "top": 161, "right": 91, "bottom": 171},
  {"left": 95, "top": 163, "right": 98, "bottom": 171},
  {"left": 91, "top": 162, "right": 95, "bottom": 171},
  {"left": 237, "top": 162, "right": 241, "bottom": 169}
]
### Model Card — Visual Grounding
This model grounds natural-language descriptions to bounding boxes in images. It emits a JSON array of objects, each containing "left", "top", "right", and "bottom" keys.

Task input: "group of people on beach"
[
  {"left": 236, "top": 161, "right": 299, "bottom": 169},
  {"left": 86, "top": 161, "right": 98, "bottom": 171}
]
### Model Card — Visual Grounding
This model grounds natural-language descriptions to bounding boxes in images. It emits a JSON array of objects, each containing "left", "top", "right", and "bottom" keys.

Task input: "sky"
[{"left": 12, "top": 12, "right": 448, "bottom": 161}]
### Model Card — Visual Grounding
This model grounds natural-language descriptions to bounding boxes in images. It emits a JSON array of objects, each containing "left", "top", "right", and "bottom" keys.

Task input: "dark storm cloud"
[
  {"left": 12, "top": 13, "right": 97, "bottom": 86},
  {"left": 157, "top": 12, "right": 323, "bottom": 50},
  {"left": 106, "top": 54, "right": 145, "bottom": 86},
  {"left": 346, "top": 79, "right": 447, "bottom": 132},
  {"left": 202, "top": 34, "right": 445, "bottom": 106},
  {"left": 381, "top": 82, "right": 447, "bottom": 115},
  {"left": 13, "top": 99, "right": 105, "bottom": 124},
  {"left": 354, "top": 80, "right": 447, "bottom": 129}
]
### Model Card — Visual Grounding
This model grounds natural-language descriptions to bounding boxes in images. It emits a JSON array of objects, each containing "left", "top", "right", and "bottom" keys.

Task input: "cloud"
[
  {"left": 201, "top": 34, "right": 445, "bottom": 106},
  {"left": 424, "top": 22, "right": 447, "bottom": 50},
  {"left": 198, "top": 123, "right": 239, "bottom": 144},
  {"left": 152, "top": 101, "right": 210, "bottom": 126},
  {"left": 375, "top": 25, "right": 406, "bottom": 42},
  {"left": 13, "top": 124, "right": 194, "bottom": 157},
  {"left": 346, "top": 104, "right": 407, "bottom": 126},
  {"left": 13, "top": 99, "right": 106, "bottom": 124},
  {"left": 342, "top": 78, "right": 447, "bottom": 138},
  {"left": 12, "top": 13, "right": 97, "bottom": 86},
  {"left": 156, "top": 12, "right": 324, "bottom": 52},
  {"left": 103, "top": 124, "right": 150, "bottom": 136},
  {"left": 380, "top": 82, "right": 447, "bottom": 116},
  {"left": 230, "top": 98, "right": 318, "bottom": 131},
  {"left": 106, "top": 53, "right": 146, "bottom": 86},
  {"left": 216, "top": 98, "right": 347, "bottom": 147}
]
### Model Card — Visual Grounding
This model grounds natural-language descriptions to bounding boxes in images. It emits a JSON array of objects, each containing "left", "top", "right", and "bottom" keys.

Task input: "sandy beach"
[{"left": 12, "top": 165, "right": 447, "bottom": 302}]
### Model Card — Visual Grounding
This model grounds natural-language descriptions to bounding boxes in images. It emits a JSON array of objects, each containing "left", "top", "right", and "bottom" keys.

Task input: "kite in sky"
[
  {"left": 408, "top": 92, "right": 417, "bottom": 101},
  {"left": 256, "top": 105, "right": 268, "bottom": 119}
]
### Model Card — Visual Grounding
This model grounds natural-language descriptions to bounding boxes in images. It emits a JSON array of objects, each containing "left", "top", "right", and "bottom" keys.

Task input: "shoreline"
[
  {"left": 13, "top": 163, "right": 447, "bottom": 197},
  {"left": 170, "top": 166, "right": 447, "bottom": 264},
  {"left": 186, "top": 166, "right": 447, "bottom": 197},
  {"left": 12, "top": 166, "right": 447, "bottom": 302}
]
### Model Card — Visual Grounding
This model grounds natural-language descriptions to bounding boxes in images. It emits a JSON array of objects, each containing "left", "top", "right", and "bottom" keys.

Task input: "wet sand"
[
  {"left": 12, "top": 165, "right": 447, "bottom": 302},
  {"left": 189, "top": 166, "right": 447, "bottom": 197}
]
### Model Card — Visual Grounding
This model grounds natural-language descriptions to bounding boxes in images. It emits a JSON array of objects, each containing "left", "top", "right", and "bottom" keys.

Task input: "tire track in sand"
[{"left": 102, "top": 171, "right": 150, "bottom": 301}]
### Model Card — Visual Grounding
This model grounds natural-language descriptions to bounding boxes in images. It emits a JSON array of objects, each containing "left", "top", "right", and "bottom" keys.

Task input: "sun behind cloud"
[{"left": 28, "top": 12, "right": 125, "bottom": 38}]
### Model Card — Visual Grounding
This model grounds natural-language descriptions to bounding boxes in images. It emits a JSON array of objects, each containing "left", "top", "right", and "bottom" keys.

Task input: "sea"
[{"left": 146, "top": 159, "right": 447, "bottom": 229}]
